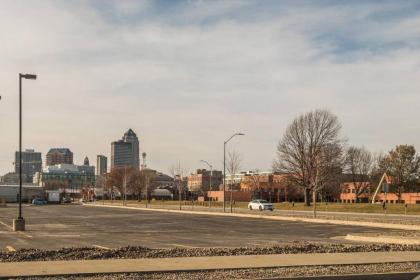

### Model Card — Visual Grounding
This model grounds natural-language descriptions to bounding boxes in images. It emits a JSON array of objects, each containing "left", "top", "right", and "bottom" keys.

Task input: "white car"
[{"left": 248, "top": 199, "right": 274, "bottom": 211}]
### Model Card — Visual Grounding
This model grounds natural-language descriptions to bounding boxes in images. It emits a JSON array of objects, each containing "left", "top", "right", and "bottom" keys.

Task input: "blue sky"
[{"left": 1, "top": 0, "right": 420, "bottom": 175}]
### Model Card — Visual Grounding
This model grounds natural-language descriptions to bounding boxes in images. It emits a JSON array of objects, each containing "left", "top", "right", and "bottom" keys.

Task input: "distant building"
[
  {"left": 83, "top": 156, "right": 89, "bottom": 166},
  {"left": 207, "top": 171, "right": 302, "bottom": 203},
  {"left": 187, "top": 169, "right": 223, "bottom": 193},
  {"left": 46, "top": 148, "right": 73, "bottom": 166},
  {"left": 96, "top": 155, "right": 107, "bottom": 176},
  {"left": 0, "top": 172, "right": 19, "bottom": 185},
  {"left": 111, "top": 129, "right": 140, "bottom": 169},
  {"left": 78, "top": 156, "right": 95, "bottom": 175},
  {"left": 14, "top": 149, "right": 42, "bottom": 183},
  {"left": 240, "top": 172, "right": 294, "bottom": 202},
  {"left": 40, "top": 164, "right": 95, "bottom": 197},
  {"left": 0, "top": 184, "right": 44, "bottom": 203}
]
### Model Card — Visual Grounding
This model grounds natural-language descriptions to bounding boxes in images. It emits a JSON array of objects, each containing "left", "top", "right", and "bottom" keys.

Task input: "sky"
[{"left": 1, "top": 0, "right": 420, "bottom": 175}]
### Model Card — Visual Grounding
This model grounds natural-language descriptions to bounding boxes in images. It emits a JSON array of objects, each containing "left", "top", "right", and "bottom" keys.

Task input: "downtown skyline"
[{"left": 1, "top": 0, "right": 420, "bottom": 175}]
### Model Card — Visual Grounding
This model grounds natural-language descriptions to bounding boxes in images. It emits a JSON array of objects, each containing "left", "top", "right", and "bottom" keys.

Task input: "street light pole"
[
  {"left": 223, "top": 133, "right": 245, "bottom": 212},
  {"left": 13, "top": 73, "right": 37, "bottom": 232},
  {"left": 200, "top": 160, "right": 212, "bottom": 207}
]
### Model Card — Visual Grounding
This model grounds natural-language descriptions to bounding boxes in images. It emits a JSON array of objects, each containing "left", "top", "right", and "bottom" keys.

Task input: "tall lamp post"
[
  {"left": 13, "top": 73, "right": 37, "bottom": 232},
  {"left": 200, "top": 160, "right": 212, "bottom": 207},
  {"left": 223, "top": 133, "right": 244, "bottom": 212}
]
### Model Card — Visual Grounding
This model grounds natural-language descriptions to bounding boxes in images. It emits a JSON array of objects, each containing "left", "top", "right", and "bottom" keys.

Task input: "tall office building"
[
  {"left": 111, "top": 129, "right": 140, "bottom": 169},
  {"left": 14, "top": 149, "right": 42, "bottom": 183},
  {"left": 96, "top": 155, "right": 107, "bottom": 176},
  {"left": 46, "top": 148, "right": 73, "bottom": 166}
]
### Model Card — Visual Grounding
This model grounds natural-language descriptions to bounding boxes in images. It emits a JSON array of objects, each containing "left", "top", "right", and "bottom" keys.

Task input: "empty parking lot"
[{"left": 0, "top": 204, "right": 402, "bottom": 251}]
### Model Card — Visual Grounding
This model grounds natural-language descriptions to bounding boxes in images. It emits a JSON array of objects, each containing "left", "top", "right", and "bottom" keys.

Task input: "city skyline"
[{"left": 1, "top": 1, "right": 420, "bottom": 175}]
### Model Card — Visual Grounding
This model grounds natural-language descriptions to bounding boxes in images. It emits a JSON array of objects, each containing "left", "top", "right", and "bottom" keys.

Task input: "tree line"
[{"left": 274, "top": 109, "right": 420, "bottom": 205}]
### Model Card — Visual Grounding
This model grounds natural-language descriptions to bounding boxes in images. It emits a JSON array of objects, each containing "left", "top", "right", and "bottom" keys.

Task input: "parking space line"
[
  {"left": 0, "top": 220, "right": 12, "bottom": 230},
  {"left": 169, "top": 243, "right": 196, "bottom": 248},
  {"left": 17, "top": 231, "right": 33, "bottom": 238},
  {"left": 5, "top": 246, "right": 16, "bottom": 252},
  {"left": 92, "top": 244, "right": 110, "bottom": 250},
  {"left": 0, "top": 220, "right": 32, "bottom": 238}
]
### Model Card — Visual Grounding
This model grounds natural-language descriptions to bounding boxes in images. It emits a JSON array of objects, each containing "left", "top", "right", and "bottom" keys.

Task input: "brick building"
[
  {"left": 187, "top": 169, "right": 223, "bottom": 193},
  {"left": 206, "top": 172, "right": 301, "bottom": 203},
  {"left": 240, "top": 172, "right": 299, "bottom": 202},
  {"left": 340, "top": 182, "right": 372, "bottom": 203}
]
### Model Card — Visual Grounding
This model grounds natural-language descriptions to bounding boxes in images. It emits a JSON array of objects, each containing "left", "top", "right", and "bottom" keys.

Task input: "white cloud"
[{"left": 1, "top": 0, "right": 420, "bottom": 175}]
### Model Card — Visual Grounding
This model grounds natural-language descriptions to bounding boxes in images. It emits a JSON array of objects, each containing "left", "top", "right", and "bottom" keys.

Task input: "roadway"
[{"left": 0, "top": 204, "right": 406, "bottom": 251}]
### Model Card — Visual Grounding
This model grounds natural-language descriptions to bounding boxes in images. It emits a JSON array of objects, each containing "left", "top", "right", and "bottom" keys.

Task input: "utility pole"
[
  {"left": 223, "top": 133, "right": 245, "bottom": 212},
  {"left": 176, "top": 175, "right": 182, "bottom": 210},
  {"left": 123, "top": 166, "right": 127, "bottom": 206},
  {"left": 200, "top": 160, "right": 213, "bottom": 208}
]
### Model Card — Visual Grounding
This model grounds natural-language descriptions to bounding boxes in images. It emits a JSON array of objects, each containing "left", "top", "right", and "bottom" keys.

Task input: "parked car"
[
  {"left": 248, "top": 199, "right": 274, "bottom": 211},
  {"left": 32, "top": 198, "right": 47, "bottom": 205},
  {"left": 62, "top": 197, "right": 72, "bottom": 204}
]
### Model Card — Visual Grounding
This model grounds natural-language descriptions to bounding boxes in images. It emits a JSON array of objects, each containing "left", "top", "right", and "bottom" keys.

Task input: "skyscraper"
[
  {"left": 111, "top": 129, "right": 140, "bottom": 169},
  {"left": 14, "top": 149, "right": 42, "bottom": 183},
  {"left": 96, "top": 155, "right": 107, "bottom": 176},
  {"left": 122, "top": 129, "right": 140, "bottom": 167},
  {"left": 46, "top": 148, "right": 73, "bottom": 166}
]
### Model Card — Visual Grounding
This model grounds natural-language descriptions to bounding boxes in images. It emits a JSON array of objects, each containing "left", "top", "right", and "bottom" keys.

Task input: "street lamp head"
[
  {"left": 237, "top": 133, "right": 245, "bottom": 136},
  {"left": 20, "top": 74, "right": 37, "bottom": 80}
]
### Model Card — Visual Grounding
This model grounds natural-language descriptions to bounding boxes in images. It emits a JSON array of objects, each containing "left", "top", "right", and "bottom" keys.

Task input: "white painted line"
[
  {"left": 345, "top": 234, "right": 420, "bottom": 245},
  {"left": 0, "top": 220, "right": 12, "bottom": 230},
  {"left": 84, "top": 204, "right": 420, "bottom": 231},
  {"left": 169, "top": 243, "right": 196, "bottom": 248},
  {"left": 5, "top": 246, "right": 16, "bottom": 252},
  {"left": 93, "top": 244, "right": 110, "bottom": 250},
  {"left": 0, "top": 220, "right": 32, "bottom": 238},
  {"left": 16, "top": 231, "right": 33, "bottom": 238}
]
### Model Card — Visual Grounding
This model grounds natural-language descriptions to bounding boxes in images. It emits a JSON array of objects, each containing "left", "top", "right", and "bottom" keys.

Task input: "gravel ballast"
[
  {"left": 16, "top": 262, "right": 420, "bottom": 280},
  {"left": 1, "top": 243, "right": 419, "bottom": 262}
]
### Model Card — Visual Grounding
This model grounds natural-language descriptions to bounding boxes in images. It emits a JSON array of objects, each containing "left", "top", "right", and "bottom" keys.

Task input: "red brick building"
[
  {"left": 187, "top": 169, "right": 223, "bottom": 193},
  {"left": 206, "top": 172, "right": 301, "bottom": 202},
  {"left": 340, "top": 182, "right": 371, "bottom": 203}
]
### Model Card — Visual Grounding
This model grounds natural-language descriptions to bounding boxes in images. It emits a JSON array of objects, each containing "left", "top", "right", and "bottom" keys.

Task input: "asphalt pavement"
[{"left": 0, "top": 204, "right": 406, "bottom": 250}]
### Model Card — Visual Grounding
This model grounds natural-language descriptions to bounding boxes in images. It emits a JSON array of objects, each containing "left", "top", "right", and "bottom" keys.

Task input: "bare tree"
[
  {"left": 274, "top": 109, "right": 344, "bottom": 206},
  {"left": 169, "top": 161, "right": 188, "bottom": 198},
  {"left": 344, "top": 146, "right": 373, "bottom": 202},
  {"left": 317, "top": 143, "right": 344, "bottom": 202},
  {"left": 226, "top": 150, "right": 242, "bottom": 190},
  {"left": 247, "top": 170, "right": 262, "bottom": 198},
  {"left": 107, "top": 167, "right": 144, "bottom": 200},
  {"left": 95, "top": 175, "right": 107, "bottom": 199},
  {"left": 371, "top": 145, "right": 420, "bottom": 202}
]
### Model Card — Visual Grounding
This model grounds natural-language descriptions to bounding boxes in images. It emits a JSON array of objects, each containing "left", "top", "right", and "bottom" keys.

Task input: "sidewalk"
[
  {"left": 84, "top": 203, "right": 420, "bottom": 231},
  {"left": 1, "top": 251, "right": 419, "bottom": 278}
]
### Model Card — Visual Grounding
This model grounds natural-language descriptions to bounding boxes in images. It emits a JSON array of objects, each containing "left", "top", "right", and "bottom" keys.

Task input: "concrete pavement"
[{"left": 0, "top": 251, "right": 419, "bottom": 278}]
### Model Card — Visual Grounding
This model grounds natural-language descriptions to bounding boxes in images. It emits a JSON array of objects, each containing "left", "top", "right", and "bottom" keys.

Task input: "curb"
[
  {"left": 1, "top": 251, "right": 419, "bottom": 278},
  {"left": 345, "top": 234, "right": 420, "bottom": 245},
  {"left": 84, "top": 204, "right": 420, "bottom": 231}
]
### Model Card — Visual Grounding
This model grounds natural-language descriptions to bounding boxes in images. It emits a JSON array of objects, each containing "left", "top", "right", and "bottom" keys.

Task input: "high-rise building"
[
  {"left": 122, "top": 129, "right": 139, "bottom": 168},
  {"left": 96, "top": 155, "right": 107, "bottom": 176},
  {"left": 46, "top": 148, "right": 73, "bottom": 166},
  {"left": 111, "top": 129, "right": 140, "bottom": 169},
  {"left": 14, "top": 149, "right": 42, "bottom": 183}
]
